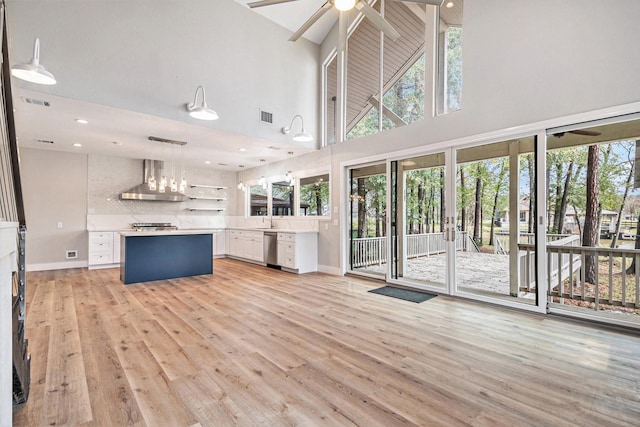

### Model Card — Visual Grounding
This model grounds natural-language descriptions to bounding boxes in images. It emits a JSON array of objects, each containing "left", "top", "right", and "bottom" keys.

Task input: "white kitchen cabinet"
[
  {"left": 212, "top": 229, "right": 226, "bottom": 258},
  {"left": 228, "top": 230, "right": 242, "bottom": 257},
  {"left": 248, "top": 231, "right": 264, "bottom": 262},
  {"left": 227, "top": 229, "right": 264, "bottom": 263},
  {"left": 88, "top": 231, "right": 121, "bottom": 269},
  {"left": 277, "top": 232, "right": 317, "bottom": 274}
]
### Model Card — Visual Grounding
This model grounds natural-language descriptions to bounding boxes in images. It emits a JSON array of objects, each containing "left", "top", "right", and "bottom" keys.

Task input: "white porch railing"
[
  {"left": 351, "top": 232, "right": 476, "bottom": 268},
  {"left": 519, "top": 241, "right": 640, "bottom": 310},
  {"left": 351, "top": 237, "right": 387, "bottom": 268},
  {"left": 518, "top": 235, "right": 581, "bottom": 293}
]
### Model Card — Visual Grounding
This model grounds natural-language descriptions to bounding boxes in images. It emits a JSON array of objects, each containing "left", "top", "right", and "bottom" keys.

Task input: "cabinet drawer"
[
  {"left": 282, "top": 255, "right": 295, "bottom": 268},
  {"left": 277, "top": 233, "right": 295, "bottom": 242},
  {"left": 89, "top": 232, "right": 113, "bottom": 244},
  {"left": 283, "top": 242, "right": 295, "bottom": 254},
  {"left": 89, "top": 252, "right": 113, "bottom": 265},
  {"left": 89, "top": 240, "right": 113, "bottom": 253}
]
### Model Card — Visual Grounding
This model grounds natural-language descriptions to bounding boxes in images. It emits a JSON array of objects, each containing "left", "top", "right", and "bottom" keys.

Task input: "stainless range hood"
[{"left": 120, "top": 159, "right": 189, "bottom": 202}]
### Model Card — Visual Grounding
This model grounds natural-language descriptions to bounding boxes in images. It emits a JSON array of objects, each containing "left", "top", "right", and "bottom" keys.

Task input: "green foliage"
[
  {"left": 347, "top": 52, "right": 427, "bottom": 140},
  {"left": 300, "top": 180, "right": 330, "bottom": 216},
  {"left": 444, "top": 27, "right": 463, "bottom": 111}
]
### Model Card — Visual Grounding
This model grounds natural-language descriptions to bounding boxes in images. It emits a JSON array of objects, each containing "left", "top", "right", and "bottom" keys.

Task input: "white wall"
[
  {"left": 20, "top": 148, "right": 88, "bottom": 269},
  {"left": 259, "top": 0, "right": 640, "bottom": 271},
  {"left": 6, "top": 0, "right": 320, "bottom": 144}
]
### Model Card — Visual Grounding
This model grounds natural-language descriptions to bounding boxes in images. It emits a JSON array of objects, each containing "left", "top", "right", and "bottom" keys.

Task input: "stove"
[{"left": 131, "top": 222, "right": 178, "bottom": 232}]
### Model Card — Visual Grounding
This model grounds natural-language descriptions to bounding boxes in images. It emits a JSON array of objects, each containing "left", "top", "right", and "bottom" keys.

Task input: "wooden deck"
[{"left": 13, "top": 258, "right": 640, "bottom": 426}]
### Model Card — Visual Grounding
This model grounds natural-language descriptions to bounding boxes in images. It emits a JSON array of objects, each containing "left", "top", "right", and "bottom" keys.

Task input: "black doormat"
[{"left": 368, "top": 286, "right": 437, "bottom": 303}]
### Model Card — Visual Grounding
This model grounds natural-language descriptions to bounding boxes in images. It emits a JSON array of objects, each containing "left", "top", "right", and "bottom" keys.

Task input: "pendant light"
[
  {"left": 186, "top": 85, "right": 219, "bottom": 121},
  {"left": 11, "top": 38, "right": 57, "bottom": 85}
]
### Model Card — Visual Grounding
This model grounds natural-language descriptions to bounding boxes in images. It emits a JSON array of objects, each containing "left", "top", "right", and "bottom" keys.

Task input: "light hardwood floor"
[{"left": 13, "top": 258, "right": 640, "bottom": 426}]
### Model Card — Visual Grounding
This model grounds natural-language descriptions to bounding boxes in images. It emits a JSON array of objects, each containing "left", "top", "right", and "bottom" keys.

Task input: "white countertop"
[
  {"left": 228, "top": 228, "right": 318, "bottom": 234},
  {"left": 119, "top": 229, "right": 217, "bottom": 237},
  {"left": 92, "top": 227, "right": 316, "bottom": 235}
]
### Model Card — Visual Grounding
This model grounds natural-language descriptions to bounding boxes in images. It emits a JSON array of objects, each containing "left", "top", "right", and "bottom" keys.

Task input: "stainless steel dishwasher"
[{"left": 263, "top": 231, "right": 278, "bottom": 267}]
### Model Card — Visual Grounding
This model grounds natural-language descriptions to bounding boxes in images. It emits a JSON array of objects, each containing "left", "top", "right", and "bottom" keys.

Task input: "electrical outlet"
[
  {"left": 57, "top": 222, "right": 63, "bottom": 229},
  {"left": 333, "top": 206, "right": 338, "bottom": 213},
  {"left": 88, "top": 208, "right": 95, "bottom": 214},
  {"left": 324, "top": 223, "right": 328, "bottom": 230},
  {"left": 333, "top": 219, "right": 338, "bottom": 226}
]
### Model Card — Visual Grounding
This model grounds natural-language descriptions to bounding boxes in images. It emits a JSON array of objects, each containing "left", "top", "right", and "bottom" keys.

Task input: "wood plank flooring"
[{"left": 13, "top": 258, "right": 640, "bottom": 426}]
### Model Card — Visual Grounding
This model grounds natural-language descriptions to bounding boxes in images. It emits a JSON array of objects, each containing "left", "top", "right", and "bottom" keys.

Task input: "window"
[
  {"left": 324, "top": 54, "right": 338, "bottom": 146},
  {"left": 382, "top": 53, "right": 425, "bottom": 129},
  {"left": 299, "top": 174, "right": 330, "bottom": 216},
  {"left": 271, "top": 181, "right": 294, "bottom": 216},
  {"left": 437, "top": 1, "right": 463, "bottom": 115},
  {"left": 323, "top": 0, "right": 464, "bottom": 141},
  {"left": 249, "top": 185, "right": 268, "bottom": 216},
  {"left": 345, "top": 1, "right": 381, "bottom": 140}
]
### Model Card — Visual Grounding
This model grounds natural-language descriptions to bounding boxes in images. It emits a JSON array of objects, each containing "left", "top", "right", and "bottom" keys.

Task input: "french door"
[{"left": 387, "top": 139, "right": 542, "bottom": 310}]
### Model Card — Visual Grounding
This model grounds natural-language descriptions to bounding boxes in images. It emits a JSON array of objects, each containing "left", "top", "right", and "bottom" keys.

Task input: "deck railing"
[
  {"left": 519, "top": 242, "right": 640, "bottom": 310},
  {"left": 495, "top": 232, "right": 572, "bottom": 254},
  {"left": 546, "top": 245, "right": 640, "bottom": 310},
  {"left": 351, "top": 237, "right": 387, "bottom": 268},
  {"left": 518, "top": 235, "right": 581, "bottom": 293},
  {"left": 351, "top": 232, "right": 475, "bottom": 268}
]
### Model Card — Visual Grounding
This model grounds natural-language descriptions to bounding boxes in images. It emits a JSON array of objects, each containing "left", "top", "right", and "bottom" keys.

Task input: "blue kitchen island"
[{"left": 119, "top": 230, "right": 213, "bottom": 284}]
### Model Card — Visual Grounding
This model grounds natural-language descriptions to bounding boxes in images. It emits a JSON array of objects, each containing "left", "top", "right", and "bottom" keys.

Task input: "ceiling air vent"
[
  {"left": 260, "top": 110, "right": 273, "bottom": 124},
  {"left": 35, "top": 139, "right": 54, "bottom": 144},
  {"left": 268, "top": 146, "right": 281, "bottom": 151},
  {"left": 21, "top": 96, "right": 50, "bottom": 107}
]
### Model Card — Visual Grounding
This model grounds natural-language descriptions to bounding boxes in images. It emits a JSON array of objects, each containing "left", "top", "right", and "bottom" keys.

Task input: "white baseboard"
[
  {"left": 317, "top": 264, "right": 341, "bottom": 276},
  {"left": 27, "top": 260, "right": 88, "bottom": 272}
]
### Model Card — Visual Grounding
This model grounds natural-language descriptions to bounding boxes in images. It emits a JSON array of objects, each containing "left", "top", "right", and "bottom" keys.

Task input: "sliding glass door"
[
  {"left": 349, "top": 163, "right": 387, "bottom": 278},
  {"left": 453, "top": 138, "right": 537, "bottom": 306},
  {"left": 389, "top": 152, "right": 450, "bottom": 290},
  {"left": 383, "top": 138, "right": 540, "bottom": 309}
]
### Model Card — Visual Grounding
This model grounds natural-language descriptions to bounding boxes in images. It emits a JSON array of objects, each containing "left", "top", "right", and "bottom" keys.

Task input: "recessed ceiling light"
[
  {"left": 239, "top": 148, "right": 246, "bottom": 152},
  {"left": 239, "top": 165, "right": 245, "bottom": 168},
  {"left": 218, "top": 163, "right": 228, "bottom": 166},
  {"left": 75, "top": 119, "right": 88, "bottom": 124},
  {"left": 446, "top": 1, "right": 454, "bottom": 8},
  {"left": 72, "top": 143, "right": 82, "bottom": 147},
  {"left": 204, "top": 161, "right": 211, "bottom": 164},
  {"left": 112, "top": 141, "right": 122, "bottom": 146}
]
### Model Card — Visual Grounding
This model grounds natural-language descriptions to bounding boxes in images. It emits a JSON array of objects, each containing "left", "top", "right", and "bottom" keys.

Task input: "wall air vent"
[
  {"left": 20, "top": 96, "right": 50, "bottom": 107},
  {"left": 35, "top": 139, "right": 54, "bottom": 144},
  {"left": 260, "top": 110, "right": 273, "bottom": 124}
]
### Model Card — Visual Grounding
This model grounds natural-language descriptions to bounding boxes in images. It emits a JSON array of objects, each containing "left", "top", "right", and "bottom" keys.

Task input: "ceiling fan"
[
  {"left": 552, "top": 130, "right": 602, "bottom": 138},
  {"left": 247, "top": 0, "right": 445, "bottom": 51}
]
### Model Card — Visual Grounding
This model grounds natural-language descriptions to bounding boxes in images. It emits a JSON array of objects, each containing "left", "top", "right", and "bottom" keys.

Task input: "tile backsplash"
[{"left": 87, "top": 154, "right": 236, "bottom": 229}]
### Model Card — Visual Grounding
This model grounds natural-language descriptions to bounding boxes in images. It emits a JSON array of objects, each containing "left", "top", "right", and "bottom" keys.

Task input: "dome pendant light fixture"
[
  {"left": 334, "top": 0, "right": 356, "bottom": 11},
  {"left": 186, "top": 85, "right": 219, "bottom": 121},
  {"left": 11, "top": 38, "right": 57, "bottom": 85},
  {"left": 282, "top": 114, "right": 313, "bottom": 142}
]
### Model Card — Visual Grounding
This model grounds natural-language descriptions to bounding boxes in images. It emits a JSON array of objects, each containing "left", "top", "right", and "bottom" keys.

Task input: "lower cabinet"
[
  {"left": 88, "top": 231, "right": 121, "bottom": 269},
  {"left": 212, "top": 230, "right": 226, "bottom": 258},
  {"left": 227, "top": 230, "right": 264, "bottom": 263},
  {"left": 277, "top": 232, "right": 317, "bottom": 274}
]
